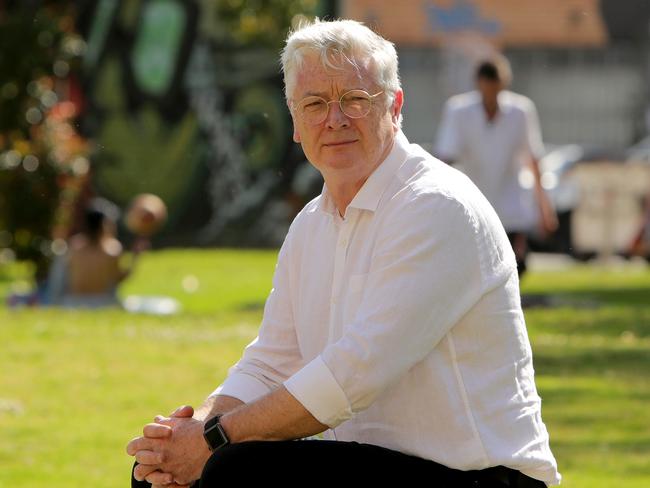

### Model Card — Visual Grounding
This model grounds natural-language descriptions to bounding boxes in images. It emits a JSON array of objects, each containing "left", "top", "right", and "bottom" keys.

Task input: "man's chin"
[{"left": 323, "top": 159, "right": 358, "bottom": 172}]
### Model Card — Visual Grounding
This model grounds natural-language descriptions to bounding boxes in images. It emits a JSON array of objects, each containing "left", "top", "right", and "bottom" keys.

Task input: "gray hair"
[{"left": 281, "top": 18, "right": 401, "bottom": 104}]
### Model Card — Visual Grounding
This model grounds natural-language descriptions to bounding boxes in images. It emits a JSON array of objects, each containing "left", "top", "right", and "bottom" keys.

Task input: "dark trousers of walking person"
[
  {"left": 131, "top": 440, "right": 546, "bottom": 487},
  {"left": 507, "top": 232, "right": 529, "bottom": 278}
]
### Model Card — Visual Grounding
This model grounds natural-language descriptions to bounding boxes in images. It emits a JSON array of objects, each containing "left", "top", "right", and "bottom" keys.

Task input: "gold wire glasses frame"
[{"left": 293, "top": 89, "right": 384, "bottom": 125}]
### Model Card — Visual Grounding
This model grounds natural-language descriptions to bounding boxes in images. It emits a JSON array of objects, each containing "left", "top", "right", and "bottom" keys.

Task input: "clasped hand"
[{"left": 126, "top": 405, "right": 211, "bottom": 488}]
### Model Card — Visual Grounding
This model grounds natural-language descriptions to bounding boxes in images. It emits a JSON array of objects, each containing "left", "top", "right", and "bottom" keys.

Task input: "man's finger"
[
  {"left": 133, "top": 463, "right": 160, "bottom": 482},
  {"left": 134, "top": 449, "right": 164, "bottom": 465},
  {"left": 170, "top": 405, "right": 194, "bottom": 418},
  {"left": 145, "top": 470, "right": 174, "bottom": 485},
  {"left": 126, "top": 436, "right": 154, "bottom": 456},
  {"left": 143, "top": 422, "right": 172, "bottom": 438}
]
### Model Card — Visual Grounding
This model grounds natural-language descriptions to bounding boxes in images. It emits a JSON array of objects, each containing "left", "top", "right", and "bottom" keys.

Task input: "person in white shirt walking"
[
  {"left": 127, "top": 20, "right": 561, "bottom": 487},
  {"left": 435, "top": 58, "right": 558, "bottom": 276}
]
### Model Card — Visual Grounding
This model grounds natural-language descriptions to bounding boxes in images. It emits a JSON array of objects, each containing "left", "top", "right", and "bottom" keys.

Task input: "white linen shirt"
[
  {"left": 435, "top": 90, "right": 545, "bottom": 232},
  {"left": 213, "top": 131, "right": 560, "bottom": 486}
]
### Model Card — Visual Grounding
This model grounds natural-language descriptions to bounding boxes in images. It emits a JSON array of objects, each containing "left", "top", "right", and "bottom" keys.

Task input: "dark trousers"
[
  {"left": 507, "top": 232, "right": 528, "bottom": 278},
  {"left": 131, "top": 440, "right": 546, "bottom": 487}
]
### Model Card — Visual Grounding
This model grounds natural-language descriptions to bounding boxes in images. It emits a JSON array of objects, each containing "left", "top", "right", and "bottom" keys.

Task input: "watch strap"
[{"left": 203, "top": 414, "right": 230, "bottom": 451}]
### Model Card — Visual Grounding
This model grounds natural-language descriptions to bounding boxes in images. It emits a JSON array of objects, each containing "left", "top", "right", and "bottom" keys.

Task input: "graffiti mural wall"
[{"left": 78, "top": 0, "right": 330, "bottom": 246}]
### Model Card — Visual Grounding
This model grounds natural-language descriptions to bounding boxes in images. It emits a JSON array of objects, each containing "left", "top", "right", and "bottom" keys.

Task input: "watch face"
[{"left": 203, "top": 417, "right": 229, "bottom": 451}]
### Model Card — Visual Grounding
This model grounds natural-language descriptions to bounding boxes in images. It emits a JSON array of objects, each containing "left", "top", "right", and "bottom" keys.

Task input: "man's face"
[
  {"left": 289, "top": 54, "right": 403, "bottom": 181},
  {"left": 477, "top": 77, "right": 503, "bottom": 103}
]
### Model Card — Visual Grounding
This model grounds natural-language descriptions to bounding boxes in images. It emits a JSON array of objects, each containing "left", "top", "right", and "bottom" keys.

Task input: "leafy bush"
[{"left": 0, "top": 2, "right": 88, "bottom": 281}]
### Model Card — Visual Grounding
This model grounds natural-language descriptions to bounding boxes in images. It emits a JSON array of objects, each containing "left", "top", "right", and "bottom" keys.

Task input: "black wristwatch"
[{"left": 203, "top": 414, "right": 230, "bottom": 451}]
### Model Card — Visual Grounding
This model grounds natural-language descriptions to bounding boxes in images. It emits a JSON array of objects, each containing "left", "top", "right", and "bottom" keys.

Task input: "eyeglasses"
[{"left": 293, "top": 89, "right": 384, "bottom": 125}]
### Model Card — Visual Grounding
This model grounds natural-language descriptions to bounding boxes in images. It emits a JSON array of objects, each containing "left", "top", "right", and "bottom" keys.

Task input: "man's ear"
[
  {"left": 391, "top": 89, "right": 404, "bottom": 126},
  {"left": 288, "top": 102, "right": 301, "bottom": 143},
  {"left": 292, "top": 120, "right": 302, "bottom": 143}
]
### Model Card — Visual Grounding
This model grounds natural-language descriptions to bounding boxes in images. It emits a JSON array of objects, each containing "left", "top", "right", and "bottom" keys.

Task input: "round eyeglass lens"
[{"left": 340, "top": 90, "right": 372, "bottom": 118}]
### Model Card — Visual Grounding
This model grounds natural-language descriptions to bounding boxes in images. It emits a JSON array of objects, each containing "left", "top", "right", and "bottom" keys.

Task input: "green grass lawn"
[{"left": 1, "top": 250, "right": 649, "bottom": 487}]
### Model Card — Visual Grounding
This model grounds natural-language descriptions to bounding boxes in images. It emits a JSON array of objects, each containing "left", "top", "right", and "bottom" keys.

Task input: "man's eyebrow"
[
  {"left": 301, "top": 90, "right": 328, "bottom": 98},
  {"left": 301, "top": 87, "right": 366, "bottom": 98}
]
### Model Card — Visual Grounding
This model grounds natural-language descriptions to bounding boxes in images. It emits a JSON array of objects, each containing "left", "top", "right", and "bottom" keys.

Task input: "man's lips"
[{"left": 323, "top": 139, "right": 358, "bottom": 147}]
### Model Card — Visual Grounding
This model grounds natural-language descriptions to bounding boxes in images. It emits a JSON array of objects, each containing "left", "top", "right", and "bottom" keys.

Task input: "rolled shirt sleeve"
[
  {"left": 284, "top": 189, "right": 510, "bottom": 427},
  {"left": 211, "top": 229, "right": 305, "bottom": 404},
  {"left": 284, "top": 355, "right": 351, "bottom": 427},
  {"left": 212, "top": 370, "right": 275, "bottom": 404}
]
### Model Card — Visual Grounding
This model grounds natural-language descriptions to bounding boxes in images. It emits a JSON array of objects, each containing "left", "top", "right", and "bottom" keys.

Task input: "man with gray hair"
[{"left": 127, "top": 19, "right": 560, "bottom": 487}]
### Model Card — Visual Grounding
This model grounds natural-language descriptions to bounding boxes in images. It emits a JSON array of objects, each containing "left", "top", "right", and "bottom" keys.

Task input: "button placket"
[{"left": 328, "top": 213, "right": 352, "bottom": 342}]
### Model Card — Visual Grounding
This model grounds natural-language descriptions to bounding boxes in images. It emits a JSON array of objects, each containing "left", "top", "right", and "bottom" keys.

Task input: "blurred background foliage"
[
  {"left": 0, "top": 0, "right": 332, "bottom": 280},
  {"left": 0, "top": 1, "right": 89, "bottom": 281},
  {"left": 207, "top": 0, "right": 323, "bottom": 47}
]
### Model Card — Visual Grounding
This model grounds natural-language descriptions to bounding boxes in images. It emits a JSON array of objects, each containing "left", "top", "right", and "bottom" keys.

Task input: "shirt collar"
[
  {"left": 497, "top": 91, "right": 513, "bottom": 114},
  {"left": 471, "top": 90, "right": 514, "bottom": 116},
  {"left": 351, "top": 131, "right": 412, "bottom": 214},
  {"left": 316, "top": 184, "right": 338, "bottom": 216},
  {"left": 315, "top": 131, "right": 409, "bottom": 217}
]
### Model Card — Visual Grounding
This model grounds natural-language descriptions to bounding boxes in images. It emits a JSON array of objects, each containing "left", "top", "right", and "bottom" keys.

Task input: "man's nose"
[{"left": 325, "top": 101, "right": 350, "bottom": 129}]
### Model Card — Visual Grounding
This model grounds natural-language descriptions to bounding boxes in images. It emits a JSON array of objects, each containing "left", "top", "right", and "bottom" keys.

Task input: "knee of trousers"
[{"left": 201, "top": 442, "right": 262, "bottom": 482}]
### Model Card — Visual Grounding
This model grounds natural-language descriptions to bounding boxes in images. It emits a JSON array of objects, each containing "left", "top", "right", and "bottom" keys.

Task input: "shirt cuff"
[
  {"left": 283, "top": 355, "right": 352, "bottom": 428},
  {"left": 210, "top": 372, "right": 272, "bottom": 404}
]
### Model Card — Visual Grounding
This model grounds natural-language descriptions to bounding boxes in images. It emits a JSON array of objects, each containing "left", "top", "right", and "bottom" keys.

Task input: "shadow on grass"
[
  {"left": 527, "top": 304, "right": 650, "bottom": 339},
  {"left": 552, "top": 438, "right": 650, "bottom": 452},
  {"left": 525, "top": 286, "right": 650, "bottom": 308},
  {"left": 534, "top": 347, "right": 650, "bottom": 377},
  {"left": 237, "top": 301, "right": 266, "bottom": 312},
  {"left": 566, "top": 287, "right": 650, "bottom": 307}
]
